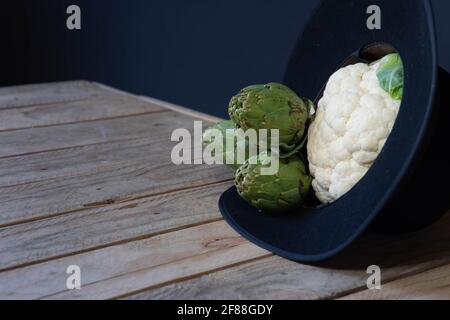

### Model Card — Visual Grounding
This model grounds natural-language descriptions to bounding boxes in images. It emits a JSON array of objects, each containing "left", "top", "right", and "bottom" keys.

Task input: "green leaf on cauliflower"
[{"left": 376, "top": 53, "right": 404, "bottom": 100}]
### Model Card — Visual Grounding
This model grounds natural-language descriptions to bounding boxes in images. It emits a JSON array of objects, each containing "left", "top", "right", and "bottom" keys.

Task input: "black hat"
[{"left": 219, "top": 0, "right": 450, "bottom": 262}]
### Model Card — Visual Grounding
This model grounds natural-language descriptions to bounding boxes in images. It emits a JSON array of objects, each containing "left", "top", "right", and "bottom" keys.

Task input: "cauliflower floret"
[{"left": 307, "top": 61, "right": 401, "bottom": 203}]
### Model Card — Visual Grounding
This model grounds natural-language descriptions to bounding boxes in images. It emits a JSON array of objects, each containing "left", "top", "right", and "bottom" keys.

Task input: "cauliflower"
[{"left": 307, "top": 57, "right": 402, "bottom": 203}]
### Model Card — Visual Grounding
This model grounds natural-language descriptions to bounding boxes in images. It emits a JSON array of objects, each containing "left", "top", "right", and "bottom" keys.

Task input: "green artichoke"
[
  {"left": 203, "top": 120, "right": 255, "bottom": 171},
  {"left": 235, "top": 152, "right": 311, "bottom": 212},
  {"left": 229, "top": 83, "right": 314, "bottom": 152}
]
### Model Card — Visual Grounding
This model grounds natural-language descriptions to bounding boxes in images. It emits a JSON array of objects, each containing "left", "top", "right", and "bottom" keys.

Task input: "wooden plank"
[
  {"left": 339, "top": 264, "right": 450, "bottom": 300},
  {"left": 0, "top": 137, "right": 232, "bottom": 227},
  {"left": 91, "top": 82, "right": 224, "bottom": 123},
  {"left": 0, "top": 221, "right": 270, "bottom": 300},
  {"left": 0, "top": 110, "right": 188, "bottom": 159},
  {"left": 0, "top": 91, "right": 229, "bottom": 226},
  {"left": 123, "top": 212, "right": 450, "bottom": 300},
  {"left": 0, "top": 81, "right": 101, "bottom": 109},
  {"left": 0, "top": 93, "right": 165, "bottom": 131},
  {"left": 0, "top": 136, "right": 159, "bottom": 187},
  {"left": 137, "top": 95, "right": 223, "bottom": 123},
  {"left": 0, "top": 135, "right": 229, "bottom": 190},
  {"left": 0, "top": 181, "right": 231, "bottom": 271}
]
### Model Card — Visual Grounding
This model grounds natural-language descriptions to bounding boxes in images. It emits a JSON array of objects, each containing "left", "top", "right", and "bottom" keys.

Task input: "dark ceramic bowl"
[{"left": 219, "top": 0, "right": 450, "bottom": 262}]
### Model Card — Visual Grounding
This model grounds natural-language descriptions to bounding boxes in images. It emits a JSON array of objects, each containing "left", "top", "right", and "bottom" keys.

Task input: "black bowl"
[{"left": 219, "top": 0, "right": 450, "bottom": 262}]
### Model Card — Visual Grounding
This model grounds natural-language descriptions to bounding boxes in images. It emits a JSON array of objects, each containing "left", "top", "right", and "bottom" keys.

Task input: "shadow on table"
[{"left": 315, "top": 210, "right": 449, "bottom": 270}]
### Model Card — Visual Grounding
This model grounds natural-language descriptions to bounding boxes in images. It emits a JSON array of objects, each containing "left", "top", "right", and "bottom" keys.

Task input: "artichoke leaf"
[{"left": 202, "top": 120, "right": 253, "bottom": 171}]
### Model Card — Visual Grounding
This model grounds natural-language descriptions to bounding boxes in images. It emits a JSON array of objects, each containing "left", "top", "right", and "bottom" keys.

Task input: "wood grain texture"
[
  {"left": 0, "top": 181, "right": 231, "bottom": 271},
  {"left": 0, "top": 110, "right": 188, "bottom": 158},
  {"left": 94, "top": 82, "right": 224, "bottom": 123},
  {"left": 0, "top": 221, "right": 269, "bottom": 300},
  {"left": 0, "top": 111, "right": 231, "bottom": 226},
  {"left": 0, "top": 81, "right": 100, "bottom": 109},
  {"left": 339, "top": 264, "right": 450, "bottom": 300},
  {"left": 0, "top": 147, "right": 231, "bottom": 228},
  {"left": 137, "top": 95, "right": 223, "bottom": 123},
  {"left": 0, "top": 136, "right": 158, "bottom": 187},
  {"left": 124, "top": 212, "right": 450, "bottom": 300},
  {"left": 0, "top": 93, "right": 165, "bottom": 131},
  {"left": 2, "top": 80, "right": 448, "bottom": 300}
]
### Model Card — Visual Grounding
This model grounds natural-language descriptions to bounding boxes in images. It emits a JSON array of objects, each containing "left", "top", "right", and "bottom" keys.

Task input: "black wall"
[{"left": 2, "top": 0, "right": 449, "bottom": 118}]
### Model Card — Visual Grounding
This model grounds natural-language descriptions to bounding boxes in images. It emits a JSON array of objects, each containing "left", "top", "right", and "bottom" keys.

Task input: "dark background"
[{"left": 1, "top": 0, "right": 449, "bottom": 118}]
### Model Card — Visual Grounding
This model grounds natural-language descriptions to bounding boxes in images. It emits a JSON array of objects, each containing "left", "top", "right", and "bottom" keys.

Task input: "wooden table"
[{"left": 0, "top": 81, "right": 449, "bottom": 300}]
